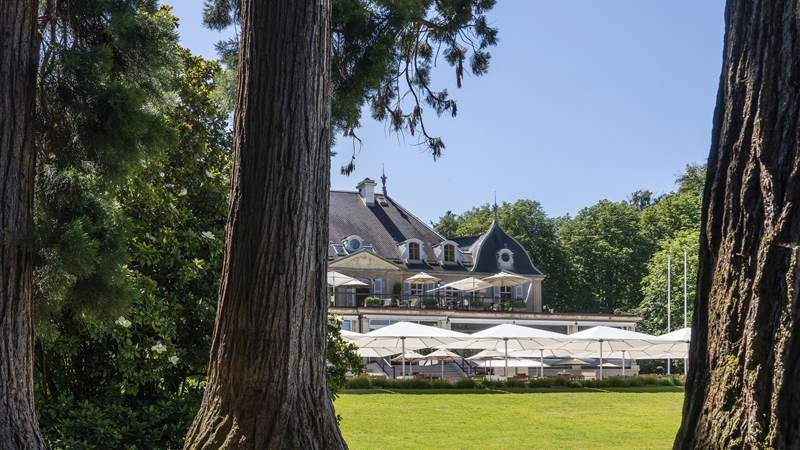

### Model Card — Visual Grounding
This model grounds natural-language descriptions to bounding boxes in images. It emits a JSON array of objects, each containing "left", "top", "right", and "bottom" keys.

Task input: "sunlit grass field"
[{"left": 336, "top": 388, "right": 683, "bottom": 450}]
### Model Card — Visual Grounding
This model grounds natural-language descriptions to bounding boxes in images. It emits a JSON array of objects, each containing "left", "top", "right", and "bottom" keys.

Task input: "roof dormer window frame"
[
  {"left": 400, "top": 238, "right": 425, "bottom": 263},
  {"left": 433, "top": 239, "right": 460, "bottom": 265},
  {"left": 343, "top": 235, "right": 364, "bottom": 253},
  {"left": 497, "top": 248, "right": 514, "bottom": 270}
]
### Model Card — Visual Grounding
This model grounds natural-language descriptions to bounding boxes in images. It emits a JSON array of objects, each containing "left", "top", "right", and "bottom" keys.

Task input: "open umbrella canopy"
[
  {"left": 466, "top": 349, "right": 506, "bottom": 361},
  {"left": 481, "top": 271, "right": 530, "bottom": 287},
  {"left": 423, "top": 349, "right": 461, "bottom": 361},
  {"left": 405, "top": 272, "right": 441, "bottom": 284},
  {"left": 658, "top": 327, "right": 691, "bottom": 342},
  {"left": 445, "top": 324, "right": 566, "bottom": 350},
  {"left": 327, "top": 271, "right": 368, "bottom": 287},
  {"left": 339, "top": 329, "right": 365, "bottom": 344},
  {"left": 359, "top": 321, "right": 469, "bottom": 350},
  {"left": 473, "top": 358, "right": 548, "bottom": 368},
  {"left": 558, "top": 326, "right": 660, "bottom": 353},
  {"left": 390, "top": 350, "right": 425, "bottom": 362},
  {"left": 554, "top": 358, "right": 590, "bottom": 366},
  {"left": 431, "top": 277, "right": 492, "bottom": 293},
  {"left": 356, "top": 347, "right": 399, "bottom": 358}
]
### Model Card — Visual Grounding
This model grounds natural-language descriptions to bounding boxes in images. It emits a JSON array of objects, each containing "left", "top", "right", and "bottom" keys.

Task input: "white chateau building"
[{"left": 328, "top": 177, "right": 641, "bottom": 334}]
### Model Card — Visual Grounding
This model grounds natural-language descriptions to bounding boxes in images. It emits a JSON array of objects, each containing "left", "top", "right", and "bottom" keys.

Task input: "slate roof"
[
  {"left": 329, "top": 190, "right": 443, "bottom": 263},
  {"left": 469, "top": 221, "right": 543, "bottom": 276},
  {"left": 328, "top": 189, "right": 543, "bottom": 277}
]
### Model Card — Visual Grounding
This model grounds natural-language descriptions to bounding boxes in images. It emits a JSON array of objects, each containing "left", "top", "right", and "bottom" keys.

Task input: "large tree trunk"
[
  {"left": 675, "top": 1, "right": 800, "bottom": 448},
  {"left": 183, "top": 0, "right": 343, "bottom": 448},
  {"left": 0, "top": 1, "right": 45, "bottom": 449}
]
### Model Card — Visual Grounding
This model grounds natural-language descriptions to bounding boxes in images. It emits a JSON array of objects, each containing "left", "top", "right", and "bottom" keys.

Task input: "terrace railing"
[{"left": 332, "top": 293, "right": 528, "bottom": 312}]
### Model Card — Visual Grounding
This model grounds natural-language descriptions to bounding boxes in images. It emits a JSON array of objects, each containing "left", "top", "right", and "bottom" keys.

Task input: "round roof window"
[
  {"left": 345, "top": 236, "right": 363, "bottom": 252},
  {"left": 500, "top": 252, "right": 511, "bottom": 262}
]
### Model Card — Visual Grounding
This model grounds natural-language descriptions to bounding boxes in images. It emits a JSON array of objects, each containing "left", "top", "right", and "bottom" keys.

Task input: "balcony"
[{"left": 330, "top": 293, "right": 529, "bottom": 313}]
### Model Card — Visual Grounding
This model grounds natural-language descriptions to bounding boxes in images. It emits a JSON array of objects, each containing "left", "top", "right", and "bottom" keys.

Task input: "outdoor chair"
[
  {"left": 382, "top": 298, "right": 393, "bottom": 307},
  {"left": 407, "top": 298, "right": 420, "bottom": 308}
]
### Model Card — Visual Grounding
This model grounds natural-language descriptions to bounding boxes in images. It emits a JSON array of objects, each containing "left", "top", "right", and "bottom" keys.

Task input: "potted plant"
[
  {"left": 364, "top": 296, "right": 382, "bottom": 307},
  {"left": 392, "top": 282, "right": 402, "bottom": 300}
]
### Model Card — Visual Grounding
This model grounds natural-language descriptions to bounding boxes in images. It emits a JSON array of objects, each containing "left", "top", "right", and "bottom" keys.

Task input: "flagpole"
[
  {"left": 667, "top": 254, "right": 672, "bottom": 376},
  {"left": 683, "top": 250, "right": 688, "bottom": 328}
]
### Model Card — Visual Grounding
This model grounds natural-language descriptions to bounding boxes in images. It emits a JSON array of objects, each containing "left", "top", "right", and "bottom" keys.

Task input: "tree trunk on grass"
[
  {"left": 676, "top": 1, "right": 800, "bottom": 447},
  {"left": 183, "top": 0, "right": 343, "bottom": 448},
  {"left": 0, "top": 1, "right": 44, "bottom": 449}
]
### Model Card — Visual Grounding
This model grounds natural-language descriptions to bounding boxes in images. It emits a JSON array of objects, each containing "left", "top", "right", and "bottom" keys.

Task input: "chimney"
[{"left": 356, "top": 177, "right": 377, "bottom": 206}]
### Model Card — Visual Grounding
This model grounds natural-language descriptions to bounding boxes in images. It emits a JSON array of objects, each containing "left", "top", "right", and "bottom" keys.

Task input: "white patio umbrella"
[
  {"left": 360, "top": 322, "right": 468, "bottom": 377},
  {"left": 423, "top": 349, "right": 462, "bottom": 379},
  {"left": 405, "top": 272, "right": 441, "bottom": 284},
  {"left": 474, "top": 358, "right": 548, "bottom": 368},
  {"left": 445, "top": 324, "right": 566, "bottom": 377},
  {"left": 557, "top": 326, "right": 659, "bottom": 380},
  {"left": 482, "top": 271, "right": 530, "bottom": 287},
  {"left": 356, "top": 347, "right": 400, "bottom": 358},
  {"left": 327, "top": 271, "right": 368, "bottom": 287},
  {"left": 391, "top": 350, "right": 425, "bottom": 363},
  {"left": 430, "top": 277, "right": 492, "bottom": 293},
  {"left": 466, "top": 349, "right": 505, "bottom": 374}
]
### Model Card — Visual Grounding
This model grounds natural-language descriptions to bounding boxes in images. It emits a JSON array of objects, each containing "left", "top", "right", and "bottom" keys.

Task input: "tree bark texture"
[
  {"left": 0, "top": 0, "right": 44, "bottom": 449},
  {"left": 183, "top": 0, "right": 342, "bottom": 448},
  {"left": 676, "top": 1, "right": 800, "bottom": 448}
]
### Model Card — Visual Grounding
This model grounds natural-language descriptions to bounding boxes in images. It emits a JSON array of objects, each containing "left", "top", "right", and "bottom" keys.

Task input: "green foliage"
[
  {"left": 345, "top": 375, "right": 685, "bottom": 390},
  {"left": 33, "top": 1, "right": 179, "bottom": 322},
  {"left": 637, "top": 229, "right": 699, "bottom": 334},
  {"left": 36, "top": 50, "right": 230, "bottom": 449},
  {"left": 559, "top": 200, "right": 651, "bottom": 313},
  {"left": 639, "top": 164, "right": 705, "bottom": 246},
  {"left": 327, "top": 318, "right": 365, "bottom": 403},
  {"left": 200, "top": 0, "right": 499, "bottom": 170}
]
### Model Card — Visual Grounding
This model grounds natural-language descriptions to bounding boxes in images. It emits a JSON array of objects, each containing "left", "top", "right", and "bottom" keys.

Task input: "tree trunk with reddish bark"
[
  {"left": 183, "top": 0, "right": 344, "bottom": 448},
  {"left": 676, "top": 0, "right": 800, "bottom": 447},
  {"left": 0, "top": 0, "right": 44, "bottom": 449}
]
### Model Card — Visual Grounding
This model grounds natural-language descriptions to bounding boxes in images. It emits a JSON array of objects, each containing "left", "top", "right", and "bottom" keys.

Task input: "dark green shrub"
[
  {"left": 346, "top": 376, "right": 373, "bottom": 389},
  {"left": 455, "top": 378, "right": 478, "bottom": 388}
]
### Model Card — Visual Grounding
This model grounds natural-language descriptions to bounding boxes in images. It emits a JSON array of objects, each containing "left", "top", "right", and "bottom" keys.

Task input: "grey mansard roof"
[{"left": 328, "top": 190, "right": 543, "bottom": 277}]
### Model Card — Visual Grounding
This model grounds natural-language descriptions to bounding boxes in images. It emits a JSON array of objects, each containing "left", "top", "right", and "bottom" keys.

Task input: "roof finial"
[
  {"left": 381, "top": 164, "right": 388, "bottom": 196},
  {"left": 492, "top": 190, "right": 498, "bottom": 221}
]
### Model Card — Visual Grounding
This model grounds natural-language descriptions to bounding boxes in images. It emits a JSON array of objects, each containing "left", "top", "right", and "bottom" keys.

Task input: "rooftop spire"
[
  {"left": 381, "top": 164, "right": 388, "bottom": 196},
  {"left": 492, "top": 190, "right": 498, "bottom": 221}
]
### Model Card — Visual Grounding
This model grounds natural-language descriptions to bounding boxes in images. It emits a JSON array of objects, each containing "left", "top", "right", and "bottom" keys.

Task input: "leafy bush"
[
  {"left": 454, "top": 378, "right": 478, "bottom": 388},
  {"left": 345, "top": 376, "right": 373, "bottom": 389},
  {"left": 364, "top": 296, "right": 382, "bottom": 307}
]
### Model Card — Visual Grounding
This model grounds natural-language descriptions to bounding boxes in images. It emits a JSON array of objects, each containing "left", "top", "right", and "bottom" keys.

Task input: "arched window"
[
  {"left": 443, "top": 244, "right": 455, "bottom": 263},
  {"left": 408, "top": 242, "right": 420, "bottom": 260}
]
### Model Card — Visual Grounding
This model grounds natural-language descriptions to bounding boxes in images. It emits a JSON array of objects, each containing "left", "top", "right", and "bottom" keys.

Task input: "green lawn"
[{"left": 336, "top": 388, "right": 683, "bottom": 450}]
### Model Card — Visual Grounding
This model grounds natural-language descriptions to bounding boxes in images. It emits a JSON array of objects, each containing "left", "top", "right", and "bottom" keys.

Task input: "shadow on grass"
[{"left": 341, "top": 386, "right": 685, "bottom": 395}]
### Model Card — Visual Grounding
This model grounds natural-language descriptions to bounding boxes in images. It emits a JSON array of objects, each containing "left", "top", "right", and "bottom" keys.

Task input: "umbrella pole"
[
  {"left": 401, "top": 338, "right": 405, "bottom": 378},
  {"left": 504, "top": 338, "right": 508, "bottom": 379},
  {"left": 539, "top": 349, "right": 544, "bottom": 378},
  {"left": 622, "top": 350, "right": 626, "bottom": 377},
  {"left": 599, "top": 340, "right": 604, "bottom": 381},
  {"left": 441, "top": 358, "right": 444, "bottom": 380}
]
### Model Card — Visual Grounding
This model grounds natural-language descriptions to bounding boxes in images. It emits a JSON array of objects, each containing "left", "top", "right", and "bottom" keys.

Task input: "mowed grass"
[{"left": 336, "top": 388, "right": 683, "bottom": 450}]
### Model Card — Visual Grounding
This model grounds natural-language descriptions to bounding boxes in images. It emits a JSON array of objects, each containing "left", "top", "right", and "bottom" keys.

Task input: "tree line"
[
  {"left": 434, "top": 164, "right": 703, "bottom": 334},
  {"left": 3, "top": 0, "right": 798, "bottom": 447}
]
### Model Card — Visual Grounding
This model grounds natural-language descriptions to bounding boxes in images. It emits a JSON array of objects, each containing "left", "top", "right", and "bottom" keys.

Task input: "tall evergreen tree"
[
  {"left": 183, "top": 1, "right": 344, "bottom": 447},
  {"left": 676, "top": 1, "right": 800, "bottom": 446},
  {"left": 0, "top": 0, "right": 43, "bottom": 447}
]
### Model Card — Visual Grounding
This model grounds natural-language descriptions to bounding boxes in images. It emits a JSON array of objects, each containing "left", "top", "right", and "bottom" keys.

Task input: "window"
[
  {"left": 497, "top": 249, "right": 514, "bottom": 269},
  {"left": 500, "top": 285, "right": 513, "bottom": 299},
  {"left": 344, "top": 235, "right": 363, "bottom": 252},
  {"left": 443, "top": 244, "right": 455, "bottom": 263},
  {"left": 340, "top": 321, "right": 352, "bottom": 331},
  {"left": 408, "top": 242, "right": 420, "bottom": 260},
  {"left": 410, "top": 284, "right": 424, "bottom": 296}
]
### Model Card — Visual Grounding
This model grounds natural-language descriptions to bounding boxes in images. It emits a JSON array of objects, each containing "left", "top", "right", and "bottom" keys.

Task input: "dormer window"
[
  {"left": 497, "top": 248, "right": 514, "bottom": 269},
  {"left": 408, "top": 242, "right": 420, "bottom": 260},
  {"left": 443, "top": 244, "right": 455, "bottom": 263},
  {"left": 343, "top": 235, "right": 364, "bottom": 253}
]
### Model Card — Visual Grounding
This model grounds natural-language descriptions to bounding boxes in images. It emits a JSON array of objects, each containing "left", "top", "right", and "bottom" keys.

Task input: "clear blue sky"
[{"left": 165, "top": 1, "right": 725, "bottom": 223}]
